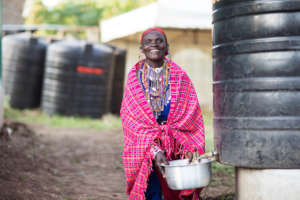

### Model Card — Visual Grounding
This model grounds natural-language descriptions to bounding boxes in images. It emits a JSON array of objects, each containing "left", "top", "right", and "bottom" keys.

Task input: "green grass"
[
  {"left": 202, "top": 107, "right": 214, "bottom": 152},
  {"left": 4, "top": 102, "right": 122, "bottom": 130},
  {"left": 212, "top": 162, "right": 234, "bottom": 175}
]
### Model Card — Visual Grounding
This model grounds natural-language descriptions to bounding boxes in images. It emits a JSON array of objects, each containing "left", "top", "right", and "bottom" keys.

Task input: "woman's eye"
[
  {"left": 143, "top": 38, "right": 164, "bottom": 46},
  {"left": 144, "top": 40, "right": 152, "bottom": 45}
]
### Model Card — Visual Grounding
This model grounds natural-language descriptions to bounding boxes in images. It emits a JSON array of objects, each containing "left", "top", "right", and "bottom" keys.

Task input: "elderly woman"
[{"left": 120, "top": 28, "right": 205, "bottom": 200}]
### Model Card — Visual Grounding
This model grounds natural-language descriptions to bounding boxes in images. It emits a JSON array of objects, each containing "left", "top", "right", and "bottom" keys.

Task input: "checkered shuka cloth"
[{"left": 120, "top": 59, "right": 205, "bottom": 200}]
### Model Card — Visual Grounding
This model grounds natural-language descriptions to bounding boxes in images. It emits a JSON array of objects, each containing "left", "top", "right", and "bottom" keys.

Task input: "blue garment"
[
  {"left": 146, "top": 102, "right": 171, "bottom": 200},
  {"left": 145, "top": 170, "right": 162, "bottom": 200},
  {"left": 157, "top": 102, "right": 170, "bottom": 124}
]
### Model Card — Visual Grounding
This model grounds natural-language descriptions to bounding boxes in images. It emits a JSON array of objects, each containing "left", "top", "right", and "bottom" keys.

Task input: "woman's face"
[{"left": 141, "top": 31, "right": 168, "bottom": 62}]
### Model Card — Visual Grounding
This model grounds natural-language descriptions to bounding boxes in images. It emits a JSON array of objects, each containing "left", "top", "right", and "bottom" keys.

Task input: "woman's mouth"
[
  {"left": 150, "top": 49, "right": 160, "bottom": 53},
  {"left": 146, "top": 49, "right": 165, "bottom": 60}
]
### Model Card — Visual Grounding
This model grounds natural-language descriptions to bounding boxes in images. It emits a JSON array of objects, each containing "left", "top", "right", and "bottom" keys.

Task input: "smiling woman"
[
  {"left": 120, "top": 27, "right": 206, "bottom": 200},
  {"left": 141, "top": 29, "right": 168, "bottom": 66}
]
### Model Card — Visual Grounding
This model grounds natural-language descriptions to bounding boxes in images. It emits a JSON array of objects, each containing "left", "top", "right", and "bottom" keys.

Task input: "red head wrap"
[{"left": 140, "top": 27, "right": 168, "bottom": 55}]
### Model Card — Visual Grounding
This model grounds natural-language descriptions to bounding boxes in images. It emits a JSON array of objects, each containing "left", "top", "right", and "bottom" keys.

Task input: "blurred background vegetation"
[
  {"left": 25, "top": 0, "right": 156, "bottom": 26},
  {"left": 24, "top": 0, "right": 156, "bottom": 38}
]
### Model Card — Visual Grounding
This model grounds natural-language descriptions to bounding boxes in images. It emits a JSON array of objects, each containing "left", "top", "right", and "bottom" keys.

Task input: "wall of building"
[
  {"left": 107, "top": 29, "right": 213, "bottom": 110},
  {"left": 3, "top": 0, "right": 26, "bottom": 24}
]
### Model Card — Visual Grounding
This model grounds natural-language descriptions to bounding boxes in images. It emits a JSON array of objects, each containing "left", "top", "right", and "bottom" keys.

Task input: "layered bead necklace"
[{"left": 138, "top": 60, "right": 171, "bottom": 120}]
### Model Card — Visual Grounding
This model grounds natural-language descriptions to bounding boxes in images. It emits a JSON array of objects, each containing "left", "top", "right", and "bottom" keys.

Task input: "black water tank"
[
  {"left": 41, "top": 40, "right": 114, "bottom": 118},
  {"left": 110, "top": 47, "right": 126, "bottom": 115},
  {"left": 2, "top": 33, "right": 47, "bottom": 109},
  {"left": 213, "top": 0, "right": 300, "bottom": 168}
]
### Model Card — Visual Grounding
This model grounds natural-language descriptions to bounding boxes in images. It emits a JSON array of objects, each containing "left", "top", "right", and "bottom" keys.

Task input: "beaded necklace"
[{"left": 138, "top": 60, "right": 170, "bottom": 119}]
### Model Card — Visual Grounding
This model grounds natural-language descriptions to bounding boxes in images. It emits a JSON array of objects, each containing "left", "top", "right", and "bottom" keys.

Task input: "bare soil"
[{"left": 0, "top": 120, "right": 234, "bottom": 200}]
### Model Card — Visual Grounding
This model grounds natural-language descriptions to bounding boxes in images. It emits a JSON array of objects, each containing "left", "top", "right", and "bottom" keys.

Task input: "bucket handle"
[{"left": 197, "top": 151, "right": 218, "bottom": 162}]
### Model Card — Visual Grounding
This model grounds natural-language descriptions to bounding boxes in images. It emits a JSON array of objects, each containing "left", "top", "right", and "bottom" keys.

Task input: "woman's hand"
[
  {"left": 155, "top": 151, "right": 168, "bottom": 176},
  {"left": 185, "top": 151, "right": 193, "bottom": 163}
]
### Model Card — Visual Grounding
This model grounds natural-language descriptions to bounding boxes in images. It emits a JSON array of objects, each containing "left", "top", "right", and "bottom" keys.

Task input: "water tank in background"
[
  {"left": 42, "top": 40, "right": 114, "bottom": 118},
  {"left": 213, "top": 0, "right": 300, "bottom": 168},
  {"left": 110, "top": 47, "right": 126, "bottom": 115},
  {"left": 2, "top": 33, "right": 47, "bottom": 109}
]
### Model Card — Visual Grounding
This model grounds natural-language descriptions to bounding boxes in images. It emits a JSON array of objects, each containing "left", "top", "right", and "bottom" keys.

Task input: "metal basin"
[{"left": 161, "top": 157, "right": 214, "bottom": 190}]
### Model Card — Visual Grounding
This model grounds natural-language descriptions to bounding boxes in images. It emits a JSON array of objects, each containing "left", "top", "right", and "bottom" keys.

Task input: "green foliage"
[
  {"left": 48, "top": 1, "right": 103, "bottom": 26},
  {"left": 25, "top": 0, "right": 48, "bottom": 24},
  {"left": 101, "top": 0, "right": 156, "bottom": 19},
  {"left": 25, "top": 0, "right": 156, "bottom": 38},
  {"left": 25, "top": 0, "right": 157, "bottom": 26},
  {"left": 26, "top": 0, "right": 103, "bottom": 26}
]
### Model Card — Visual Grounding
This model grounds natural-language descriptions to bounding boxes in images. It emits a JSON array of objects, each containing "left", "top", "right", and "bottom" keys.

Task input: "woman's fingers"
[
  {"left": 155, "top": 152, "right": 168, "bottom": 177},
  {"left": 185, "top": 151, "right": 193, "bottom": 163},
  {"left": 155, "top": 152, "right": 166, "bottom": 164},
  {"left": 161, "top": 154, "right": 169, "bottom": 165}
]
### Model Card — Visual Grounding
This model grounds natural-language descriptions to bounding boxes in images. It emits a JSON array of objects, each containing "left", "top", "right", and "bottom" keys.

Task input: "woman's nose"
[{"left": 149, "top": 41, "right": 158, "bottom": 46}]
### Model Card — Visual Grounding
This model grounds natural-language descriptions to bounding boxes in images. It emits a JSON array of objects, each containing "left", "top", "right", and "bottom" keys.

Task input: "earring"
[
  {"left": 138, "top": 51, "right": 145, "bottom": 61},
  {"left": 167, "top": 49, "right": 172, "bottom": 61}
]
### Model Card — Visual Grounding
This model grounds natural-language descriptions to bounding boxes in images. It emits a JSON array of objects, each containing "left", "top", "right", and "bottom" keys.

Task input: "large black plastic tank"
[
  {"left": 110, "top": 47, "right": 126, "bottom": 115},
  {"left": 2, "top": 33, "right": 47, "bottom": 109},
  {"left": 41, "top": 40, "right": 114, "bottom": 118},
  {"left": 213, "top": 0, "right": 300, "bottom": 168}
]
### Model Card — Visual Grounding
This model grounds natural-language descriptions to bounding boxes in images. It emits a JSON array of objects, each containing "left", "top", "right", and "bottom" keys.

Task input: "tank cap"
[
  {"left": 29, "top": 37, "right": 38, "bottom": 45},
  {"left": 84, "top": 43, "right": 93, "bottom": 53},
  {"left": 48, "top": 38, "right": 58, "bottom": 43}
]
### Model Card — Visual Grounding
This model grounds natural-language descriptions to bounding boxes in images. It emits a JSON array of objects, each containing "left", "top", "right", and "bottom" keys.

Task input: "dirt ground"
[{"left": 0, "top": 120, "right": 234, "bottom": 200}]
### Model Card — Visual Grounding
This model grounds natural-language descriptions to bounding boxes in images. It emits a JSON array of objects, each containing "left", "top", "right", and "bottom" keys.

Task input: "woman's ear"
[
  {"left": 166, "top": 44, "right": 169, "bottom": 55},
  {"left": 138, "top": 46, "right": 145, "bottom": 60},
  {"left": 140, "top": 45, "right": 145, "bottom": 54}
]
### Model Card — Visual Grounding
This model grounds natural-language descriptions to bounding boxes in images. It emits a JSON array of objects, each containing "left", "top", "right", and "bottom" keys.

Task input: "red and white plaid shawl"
[{"left": 120, "top": 59, "right": 205, "bottom": 200}]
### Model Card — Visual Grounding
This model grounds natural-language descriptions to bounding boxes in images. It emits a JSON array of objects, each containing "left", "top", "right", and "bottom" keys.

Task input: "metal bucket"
[{"left": 161, "top": 157, "right": 215, "bottom": 190}]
